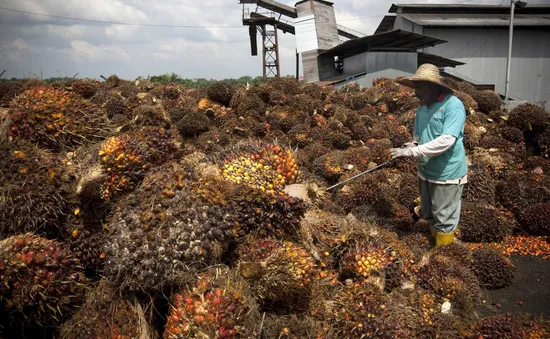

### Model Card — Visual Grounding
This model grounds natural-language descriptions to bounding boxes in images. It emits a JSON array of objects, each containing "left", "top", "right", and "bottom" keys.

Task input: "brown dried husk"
[
  {"left": 8, "top": 86, "right": 114, "bottom": 151},
  {"left": 0, "top": 80, "right": 25, "bottom": 107},
  {"left": 0, "top": 139, "right": 69, "bottom": 237},
  {"left": 473, "top": 90, "right": 501, "bottom": 114},
  {"left": 471, "top": 247, "right": 515, "bottom": 289},
  {"left": 459, "top": 202, "right": 515, "bottom": 243},
  {"left": 59, "top": 281, "right": 156, "bottom": 339},
  {"left": 260, "top": 314, "right": 335, "bottom": 339}
]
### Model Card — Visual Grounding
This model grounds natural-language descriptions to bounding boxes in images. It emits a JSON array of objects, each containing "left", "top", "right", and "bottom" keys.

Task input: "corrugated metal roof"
[
  {"left": 390, "top": 3, "right": 550, "bottom": 13},
  {"left": 418, "top": 52, "right": 464, "bottom": 68},
  {"left": 320, "top": 29, "right": 447, "bottom": 58},
  {"left": 374, "top": 15, "right": 397, "bottom": 34},
  {"left": 314, "top": 72, "right": 367, "bottom": 87},
  {"left": 296, "top": 0, "right": 334, "bottom": 7},
  {"left": 402, "top": 13, "right": 550, "bottom": 27}
]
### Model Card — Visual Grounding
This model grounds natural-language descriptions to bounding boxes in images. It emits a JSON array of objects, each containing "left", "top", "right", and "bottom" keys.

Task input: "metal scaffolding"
[{"left": 260, "top": 25, "right": 280, "bottom": 78}]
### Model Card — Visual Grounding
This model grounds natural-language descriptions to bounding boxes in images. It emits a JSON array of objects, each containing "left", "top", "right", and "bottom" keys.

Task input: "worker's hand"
[
  {"left": 390, "top": 148, "right": 408, "bottom": 159},
  {"left": 402, "top": 141, "right": 418, "bottom": 149}
]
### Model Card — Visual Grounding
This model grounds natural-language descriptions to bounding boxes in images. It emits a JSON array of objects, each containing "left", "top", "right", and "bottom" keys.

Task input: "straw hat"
[{"left": 396, "top": 63, "right": 453, "bottom": 93}]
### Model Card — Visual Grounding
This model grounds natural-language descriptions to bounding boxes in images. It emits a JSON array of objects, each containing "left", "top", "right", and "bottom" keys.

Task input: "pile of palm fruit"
[{"left": 0, "top": 73, "right": 549, "bottom": 338}]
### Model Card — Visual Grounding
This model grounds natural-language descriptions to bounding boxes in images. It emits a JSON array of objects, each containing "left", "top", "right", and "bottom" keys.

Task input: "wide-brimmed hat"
[{"left": 396, "top": 63, "right": 454, "bottom": 93}]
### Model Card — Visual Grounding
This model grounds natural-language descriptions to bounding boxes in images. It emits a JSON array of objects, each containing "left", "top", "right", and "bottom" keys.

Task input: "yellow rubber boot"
[{"left": 435, "top": 232, "right": 454, "bottom": 247}]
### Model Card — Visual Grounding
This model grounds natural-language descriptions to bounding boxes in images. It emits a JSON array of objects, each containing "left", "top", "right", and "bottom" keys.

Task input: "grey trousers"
[{"left": 418, "top": 178, "right": 464, "bottom": 234}]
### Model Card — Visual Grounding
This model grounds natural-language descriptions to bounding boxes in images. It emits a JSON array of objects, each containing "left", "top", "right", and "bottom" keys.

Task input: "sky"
[{"left": 0, "top": 0, "right": 546, "bottom": 80}]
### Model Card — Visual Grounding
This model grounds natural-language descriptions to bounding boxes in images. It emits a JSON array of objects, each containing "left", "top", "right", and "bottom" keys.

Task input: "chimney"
[{"left": 295, "top": 0, "right": 340, "bottom": 83}]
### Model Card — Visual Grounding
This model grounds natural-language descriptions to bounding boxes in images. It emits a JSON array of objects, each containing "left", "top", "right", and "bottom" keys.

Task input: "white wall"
[{"left": 423, "top": 27, "right": 550, "bottom": 102}]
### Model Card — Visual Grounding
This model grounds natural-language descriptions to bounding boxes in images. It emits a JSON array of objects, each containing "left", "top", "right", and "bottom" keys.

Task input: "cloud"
[
  {"left": 1, "top": 0, "right": 547, "bottom": 80},
  {"left": 70, "top": 40, "right": 129, "bottom": 61}
]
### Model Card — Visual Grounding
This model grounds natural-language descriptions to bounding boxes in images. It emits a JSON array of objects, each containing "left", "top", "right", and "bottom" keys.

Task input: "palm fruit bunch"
[
  {"left": 469, "top": 148, "right": 515, "bottom": 178},
  {"left": 104, "top": 97, "right": 127, "bottom": 120},
  {"left": 342, "top": 146, "right": 374, "bottom": 172},
  {"left": 118, "top": 81, "right": 140, "bottom": 100},
  {"left": 219, "top": 142, "right": 298, "bottom": 195},
  {"left": 97, "top": 126, "right": 178, "bottom": 200},
  {"left": 8, "top": 86, "right": 112, "bottom": 151},
  {"left": 162, "top": 82, "right": 181, "bottom": 100},
  {"left": 98, "top": 134, "right": 148, "bottom": 200},
  {"left": 463, "top": 121, "right": 483, "bottom": 150},
  {"left": 65, "top": 224, "right": 107, "bottom": 279},
  {"left": 0, "top": 139, "right": 68, "bottom": 236},
  {"left": 458, "top": 202, "right": 515, "bottom": 243},
  {"left": 266, "top": 108, "right": 302, "bottom": 133},
  {"left": 223, "top": 179, "right": 307, "bottom": 240},
  {"left": 103, "top": 75, "right": 121, "bottom": 89},
  {"left": 508, "top": 103, "right": 549, "bottom": 133},
  {"left": 237, "top": 239, "right": 317, "bottom": 309},
  {"left": 260, "top": 314, "right": 334, "bottom": 339},
  {"left": 177, "top": 109, "right": 211, "bottom": 137},
  {"left": 164, "top": 268, "right": 256, "bottom": 339},
  {"left": 71, "top": 79, "right": 99, "bottom": 99},
  {"left": 0, "top": 80, "right": 25, "bottom": 107},
  {"left": 405, "top": 289, "right": 440, "bottom": 331},
  {"left": 231, "top": 92, "right": 265, "bottom": 120},
  {"left": 524, "top": 156, "right": 550, "bottom": 174},
  {"left": 364, "top": 138, "right": 393, "bottom": 164},
  {"left": 496, "top": 172, "right": 550, "bottom": 213},
  {"left": 331, "top": 281, "right": 410, "bottom": 338},
  {"left": 63, "top": 199, "right": 110, "bottom": 278},
  {"left": 312, "top": 150, "right": 348, "bottom": 181},
  {"left": 415, "top": 255, "right": 480, "bottom": 319},
  {"left": 206, "top": 81, "right": 235, "bottom": 106},
  {"left": 0, "top": 234, "right": 88, "bottom": 323},
  {"left": 290, "top": 93, "right": 324, "bottom": 115},
  {"left": 103, "top": 163, "right": 235, "bottom": 290},
  {"left": 538, "top": 128, "right": 550, "bottom": 157},
  {"left": 473, "top": 90, "right": 501, "bottom": 114},
  {"left": 288, "top": 123, "right": 312, "bottom": 148},
  {"left": 128, "top": 126, "right": 178, "bottom": 165},
  {"left": 517, "top": 202, "right": 550, "bottom": 236},
  {"left": 268, "top": 89, "right": 290, "bottom": 106},
  {"left": 340, "top": 243, "right": 397, "bottom": 280},
  {"left": 266, "top": 76, "right": 303, "bottom": 95},
  {"left": 479, "top": 135, "right": 515, "bottom": 150},
  {"left": 430, "top": 242, "right": 474, "bottom": 268},
  {"left": 345, "top": 91, "right": 370, "bottom": 110},
  {"left": 471, "top": 248, "right": 515, "bottom": 289},
  {"left": 59, "top": 281, "right": 155, "bottom": 339},
  {"left": 131, "top": 104, "right": 171, "bottom": 128},
  {"left": 463, "top": 165, "right": 497, "bottom": 204},
  {"left": 336, "top": 170, "right": 399, "bottom": 218},
  {"left": 463, "top": 313, "right": 550, "bottom": 339},
  {"left": 501, "top": 126, "right": 524, "bottom": 143},
  {"left": 454, "top": 91, "right": 478, "bottom": 114}
]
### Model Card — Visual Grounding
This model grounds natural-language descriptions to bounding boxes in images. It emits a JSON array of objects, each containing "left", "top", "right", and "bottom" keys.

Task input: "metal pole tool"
[{"left": 325, "top": 158, "right": 396, "bottom": 192}]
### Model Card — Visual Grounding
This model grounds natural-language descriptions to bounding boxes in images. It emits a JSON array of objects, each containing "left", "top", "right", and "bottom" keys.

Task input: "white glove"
[
  {"left": 402, "top": 141, "right": 418, "bottom": 149},
  {"left": 390, "top": 147, "right": 412, "bottom": 159}
]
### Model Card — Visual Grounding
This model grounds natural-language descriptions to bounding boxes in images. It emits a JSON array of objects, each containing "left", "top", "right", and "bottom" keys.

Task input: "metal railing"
[{"left": 242, "top": 7, "right": 294, "bottom": 26}]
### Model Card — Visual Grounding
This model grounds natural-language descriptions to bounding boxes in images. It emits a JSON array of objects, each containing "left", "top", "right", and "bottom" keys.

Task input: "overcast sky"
[{"left": 0, "top": 0, "right": 546, "bottom": 80}]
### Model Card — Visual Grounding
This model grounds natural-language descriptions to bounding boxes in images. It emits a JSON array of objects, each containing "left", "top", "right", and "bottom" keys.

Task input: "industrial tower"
[{"left": 239, "top": 0, "right": 365, "bottom": 81}]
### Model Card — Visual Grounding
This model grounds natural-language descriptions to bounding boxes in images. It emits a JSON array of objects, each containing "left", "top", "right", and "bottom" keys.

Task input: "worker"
[{"left": 389, "top": 63, "right": 467, "bottom": 246}]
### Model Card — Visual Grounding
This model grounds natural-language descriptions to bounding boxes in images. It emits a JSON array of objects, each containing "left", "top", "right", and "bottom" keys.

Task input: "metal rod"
[
  {"left": 261, "top": 25, "right": 267, "bottom": 79},
  {"left": 505, "top": 0, "right": 515, "bottom": 102},
  {"left": 296, "top": 49, "right": 299, "bottom": 79},
  {"left": 274, "top": 23, "right": 280, "bottom": 77},
  {"left": 326, "top": 158, "right": 396, "bottom": 191}
]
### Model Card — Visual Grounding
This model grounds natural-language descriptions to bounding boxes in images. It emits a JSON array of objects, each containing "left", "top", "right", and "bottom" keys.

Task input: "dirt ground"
[{"left": 477, "top": 255, "right": 550, "bottom": 318}]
